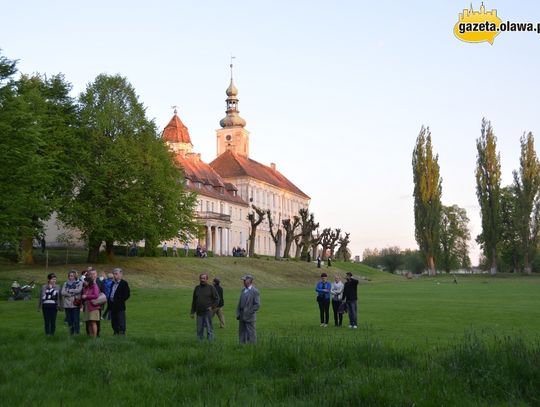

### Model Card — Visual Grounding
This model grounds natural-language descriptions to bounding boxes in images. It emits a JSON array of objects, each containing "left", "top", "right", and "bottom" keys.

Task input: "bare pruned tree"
[
  {"left": 311, "top": 229, "right": 323, "bottom": 260},
  {"left": 247, "top": 205, "right": 265, "bottom": 257},
  {"left": 320, "top": 228, "right": 341, "bottom": 260},
  {"left": 335, "top": 232, "right": 351, "bottom": 261},
  {"left": 267, "top": 210, "right": 282, "bottom": 260},
  {"left": 296, "top": 208, "right": 319, "bottom": 261},
  {"left": 282, "top": 216, "right": 301, "bottom": 258}
]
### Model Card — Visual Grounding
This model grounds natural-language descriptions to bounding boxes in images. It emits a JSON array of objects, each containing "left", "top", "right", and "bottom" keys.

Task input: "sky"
[{"left": 2, "top": 0, "right": 540, "bottom": 263}]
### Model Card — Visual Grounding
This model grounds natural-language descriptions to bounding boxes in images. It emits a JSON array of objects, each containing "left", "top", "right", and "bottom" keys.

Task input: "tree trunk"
[
  {"left": 248, "top": 234, "right": 256, "bottom": 257},
  {"left": 311, "top": 245, "right": 318, "bottom": 261},
  {"left": 294, "top": 242, "right": 303, "bottom": 259},
  {"left": 105, "top": 240, "right": 115, "bottom": 263},
  {"left": 87, "top": 243, "right": 101, "bottom": 263},
  {"left": 490, "top": 248, "right": 497, "bottom": 275},
  {"left": 273, "top": 231, "right": 282, "bottom": 260},
  {"left": 21, "top": 236, "right": 34, "bottom": 265},
  {"left": 427, "top": 256, "right": 436, "bottom": 276},
  {"left": 283, "top": 239, "right": 293, "bottom": 258}
]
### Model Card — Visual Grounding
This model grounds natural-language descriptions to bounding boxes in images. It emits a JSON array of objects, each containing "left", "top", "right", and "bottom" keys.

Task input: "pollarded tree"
[
  {"left": 513, "top": 132, "right": 540, "bottom": 274},
  {"left": 439, "top": 205, "right": 471, "bottom": 273},
  {"left": 61, "top": 74, "right": 197, "bottom": 262},
  {"left": 267, "top": 210, "right": 282, "bottom": 260},
  {"left": 320, "top": 228, "right": 341, "bottom": 260},
  {"left": 247, "top": 205, "right": 265, "bottom": 257},
  {"left": 412, "top": 126, "right": 442, "bottom": 276},
  {"left": 335, "top": 232, "right": 351, "bottom": 261},
  {"left": 475, "top": 119, "right": 501, "bottom": 275},
  {"left": 282, "top": 216, "right": 301, "bottom": 259},
  {"left": 296, "top": 208, "right": 319, "bottom": 260}
]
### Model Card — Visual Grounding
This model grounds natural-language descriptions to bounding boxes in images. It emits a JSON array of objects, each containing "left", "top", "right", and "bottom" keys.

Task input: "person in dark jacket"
[
  {"left": 109, "top": 268, "right": 131, "bottom": 335},
  {"left": 342, "top": 272, "right": 359, "bottom": 329},
  {"left": 191, "top": 273, "right": 219, "bottom": 340},
  {"left": 212, "top": 278, "right": 225, "bottom": 328}
]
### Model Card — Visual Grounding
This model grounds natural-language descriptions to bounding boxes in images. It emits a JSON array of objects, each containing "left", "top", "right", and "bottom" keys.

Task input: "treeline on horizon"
[{"left": 364, "top": 120, "right": 540, "bottom": 275}]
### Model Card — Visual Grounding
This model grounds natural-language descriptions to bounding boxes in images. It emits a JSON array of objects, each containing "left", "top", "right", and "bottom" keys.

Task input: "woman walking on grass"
[
  {"left": 61, "top": 270, "right": 83, "bottom": 335},
  {"left": 38, "top": 273, "right": 61, "bottom": 336}
]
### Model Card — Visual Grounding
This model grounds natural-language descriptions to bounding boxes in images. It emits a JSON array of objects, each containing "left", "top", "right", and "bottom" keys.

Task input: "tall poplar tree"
[
  {"left": 412, "top": 126, "right": 442, "bottom": 276},
  {"left": 513, "top": 132, "right": 540, "bottom": 274},
  {"left": 475, "top": 119, "right": 501, "bottom": 275}
]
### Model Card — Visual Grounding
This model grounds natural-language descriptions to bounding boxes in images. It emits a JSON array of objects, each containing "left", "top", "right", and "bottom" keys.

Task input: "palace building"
[{"left": 162, "top": 68, "right": 310, "bottom": 256}]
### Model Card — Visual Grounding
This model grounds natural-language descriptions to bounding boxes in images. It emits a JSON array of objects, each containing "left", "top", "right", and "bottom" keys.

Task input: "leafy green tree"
[
  {"left": 476, "top": 119, "right": 501, "bottom": 275},
  {"left": 439, "top": 205, "right": 471, "bottom": 272},
  {"left": 0, "top": 51, "right": 78, "bottom": 263},
  {"left": 513, "top": 132, "right": 540, "bottom": 274},
  {"left": 380, "top": 246, "right": 403, "bottom": 273},
  {"left": 499, "top": 185, "right": 521, "bottom": 273},
  {"left": 412, "top": 126, "right": 442, "bottom": 275},
  {"left": 60, "top": 74, "right": 197, "bottom": 262},
  {"left": 402, "top": 249, "right": 425, "bottom": 274}
]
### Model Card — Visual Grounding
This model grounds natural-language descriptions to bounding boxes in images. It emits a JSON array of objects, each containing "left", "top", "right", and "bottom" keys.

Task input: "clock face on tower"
[{"left": 225, "top": 135, "right": 232, "bottom": 141}]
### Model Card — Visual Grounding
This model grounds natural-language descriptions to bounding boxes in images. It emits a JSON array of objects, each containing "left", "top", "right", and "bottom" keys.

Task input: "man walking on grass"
[
  {"left": 342, "top": 271, "right": 359, "bottom": 329},
  {"left": 236, "top": 274, "right": 260, "bottom": 344},
  {"left": 191, "top": 273, "right": 219, "bottom": 340}
]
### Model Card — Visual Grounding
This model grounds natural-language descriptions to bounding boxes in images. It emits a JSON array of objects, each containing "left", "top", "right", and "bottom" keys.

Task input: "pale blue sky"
[{"left": 2, "top": 1, "right": 540, "bottom": 263}]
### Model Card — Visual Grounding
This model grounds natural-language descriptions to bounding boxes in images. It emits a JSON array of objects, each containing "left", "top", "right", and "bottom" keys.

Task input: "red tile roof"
[
  {"left": 175, "top": 152, "right": 248, "bottom": 206},
  {"left": 162, "top": 114, "right": 192, "bottom": 144},
  {"left": 209, "top": 150, "right": 310, "bottom": 199}
]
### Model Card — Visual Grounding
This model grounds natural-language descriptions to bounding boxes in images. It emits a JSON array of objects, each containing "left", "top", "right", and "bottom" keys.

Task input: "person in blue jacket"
[{"left": 315, "top": 273, "right": 331, "bottom": 327}]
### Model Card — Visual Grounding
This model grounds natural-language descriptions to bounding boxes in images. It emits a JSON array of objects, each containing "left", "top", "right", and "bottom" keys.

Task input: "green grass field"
[{"left": 1, "top": 257, "right": 539, "bottom": 406}]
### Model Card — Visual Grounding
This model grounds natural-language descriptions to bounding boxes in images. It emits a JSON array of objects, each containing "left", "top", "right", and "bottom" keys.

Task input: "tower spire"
[{"left": 220, "top": 59, "right": 246, "bottom": 129}]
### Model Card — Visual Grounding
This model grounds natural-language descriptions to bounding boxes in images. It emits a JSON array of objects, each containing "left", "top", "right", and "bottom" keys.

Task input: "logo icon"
[{"left": 454, "top": 3, "right": 502, "bottom": 44}]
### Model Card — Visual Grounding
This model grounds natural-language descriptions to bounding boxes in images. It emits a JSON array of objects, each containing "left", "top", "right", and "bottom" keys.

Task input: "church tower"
[{"left": 216, "top": 63, "right": 250, "bottom": 157}]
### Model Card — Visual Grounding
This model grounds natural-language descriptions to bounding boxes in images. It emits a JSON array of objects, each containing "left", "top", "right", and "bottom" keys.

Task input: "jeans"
[
  {"left": 196, "top": 310, "right": 214, "bottom": 340},
  {"left": 346, "top": 300, "right": 358, "bottom": 326},
  {"left": 332, "top": 300, "right": 343, "bottom": 326},
  {"left": 317, "top": 298, "right": 330, "bottom": 324},
  {"left": 65, "top": 307, "right": 80, "bottom": 335},
  {"left": 42, "top": 306, "right": 57, "bottom": 335}
]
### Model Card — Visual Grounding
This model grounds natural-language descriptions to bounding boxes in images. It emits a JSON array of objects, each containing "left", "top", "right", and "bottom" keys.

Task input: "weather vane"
[
  {"left": 171, "top": 105, "right": 178, "bottom": 114},
  {"left": 230, "top": 54, "right": 236, "bottom": 79}
]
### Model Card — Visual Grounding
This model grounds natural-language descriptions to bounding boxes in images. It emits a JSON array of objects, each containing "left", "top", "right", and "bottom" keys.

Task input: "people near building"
[
  {"left": 317, "top": 255, "right": 321, "bottom": 268},
  {"left": 343, "top": 272, "right": 359, "bottom": 329},
  {"left": 61, "top": 270, "right": 83, "bottom": 335},
  {"left": 129, "top": 242, "right": 138, "bottom": 257},
  {"left": 172, "top": 242, "right": 178, "bottom": 257},
  {"left": 82, "top": 271, "right": 101, "bottom": 338},
  {"left": 162, "top": 242, "right": 168, "bottom": 257},
  {"left": 315, "top": 273, "right": 331, "bottom": 327},
  {"left": 184, "top": 241, "right": 189, "bottom": 256},
  {"left": 212, "top": 278, "right": 225, "bottom": 328},
  {"left": 38, "top": 273, "right": 61, "bottom": 336},
  {"left": 102, "top": 273, "right": 114, "bottom": 320},
  {"left": 109, "top": 268, "right": 131, "bottom": 335},
  {"left": 190, "top": 273, "right": 219, "bottom": 341},
  {"left": 236, "top": 274, "right": 260, "bottom": 344},
  {"left": 330, "top": 275, "right": 344, "bottom": 327},
  {"left": 327, "top": 257, "right": 332, "bottom": 267}
]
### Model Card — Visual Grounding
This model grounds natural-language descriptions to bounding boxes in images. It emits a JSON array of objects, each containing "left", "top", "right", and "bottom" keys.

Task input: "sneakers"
[
  {"left": 353, "top": 325, "right": 358, "bottom": 329},
  {"left": 348, "top": 325, "right": 353, "bottom": 328},
  {"left": 320, "top": 323, "right": 325, "bottom": 327}
]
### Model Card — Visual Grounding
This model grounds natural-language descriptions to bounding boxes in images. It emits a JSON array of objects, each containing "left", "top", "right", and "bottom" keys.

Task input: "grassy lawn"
[{"left": 1, "top": 257, "right": 539, "bottom": 405}]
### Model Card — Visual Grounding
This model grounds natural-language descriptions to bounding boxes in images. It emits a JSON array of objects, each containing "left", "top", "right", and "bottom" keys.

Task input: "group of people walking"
[
  {"left": 190, "top": 273, "right": 260, "bottom": 344},
  {"left": 38, "top": 267, "right": 130, "bottom": 337},
  {"left": 315, "top": 272, "right": 359, "bottom": 329}
]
